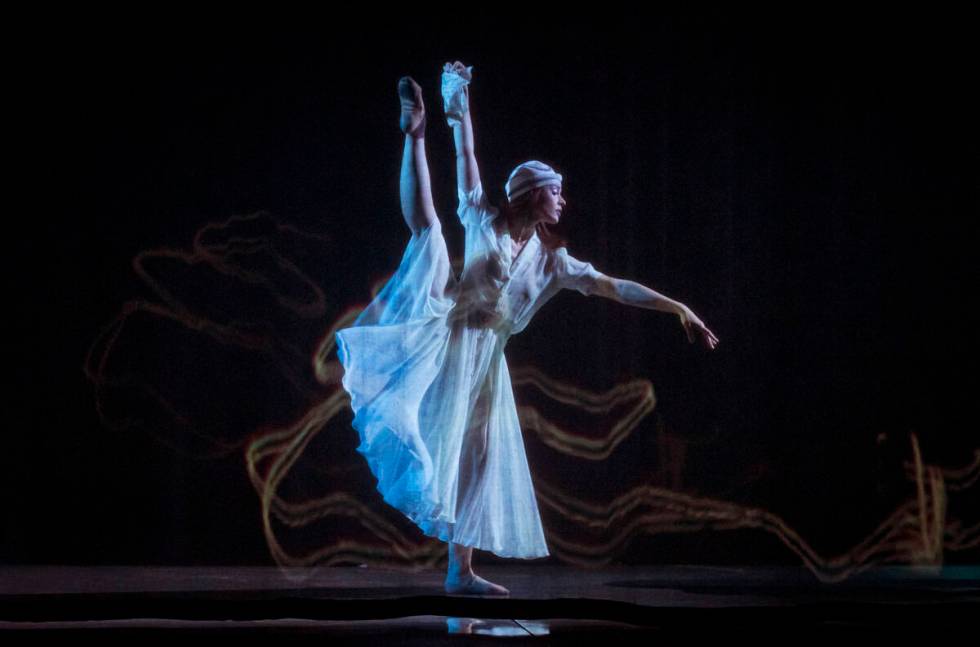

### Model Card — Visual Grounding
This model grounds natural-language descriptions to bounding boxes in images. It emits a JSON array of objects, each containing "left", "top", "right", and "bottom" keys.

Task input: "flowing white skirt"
[{"left": 335, "top": 223, "right": 550, "bottom": 559}]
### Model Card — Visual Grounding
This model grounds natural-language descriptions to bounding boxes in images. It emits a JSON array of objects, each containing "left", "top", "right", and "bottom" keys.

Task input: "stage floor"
[{"left": 2, "top": 564, "right": 977, "bottom": 640}]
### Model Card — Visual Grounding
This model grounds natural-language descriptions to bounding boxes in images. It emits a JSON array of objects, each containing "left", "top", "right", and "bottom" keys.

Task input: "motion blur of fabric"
[{"left": 335, "top": 181, "right": 602, "bottom": 558}]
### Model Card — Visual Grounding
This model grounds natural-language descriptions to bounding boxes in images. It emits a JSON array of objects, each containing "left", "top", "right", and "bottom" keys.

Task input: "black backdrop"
[{"left": 8, "top": 10, "right": 977, "bottom": 569}]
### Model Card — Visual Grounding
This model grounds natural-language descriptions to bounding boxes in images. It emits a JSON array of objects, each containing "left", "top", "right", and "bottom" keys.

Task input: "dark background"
[{"left": 7, "top": 10, "right": 977, "bottom": 568}]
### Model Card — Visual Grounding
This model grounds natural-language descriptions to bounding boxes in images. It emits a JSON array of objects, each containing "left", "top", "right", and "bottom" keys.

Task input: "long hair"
[{"left": 494, "top": 187, "right": 568, "bottom": 251}]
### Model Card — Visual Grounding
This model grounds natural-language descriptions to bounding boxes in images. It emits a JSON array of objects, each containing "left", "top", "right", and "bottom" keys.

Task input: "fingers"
[
  {"left": 700, "top": 327, "right": 719, "bottom": 348},
  {"left": 681, "top": 308, "right": 721, "bottom": 348},
  {"left": 697, "top": 329, "right": 713, "bottom": 349},
  {"left": 689, "top": 321, "right": 720, "bottom": 349},
  {"left": 694, "top": 319, "right": 718, "bottom": 341}
]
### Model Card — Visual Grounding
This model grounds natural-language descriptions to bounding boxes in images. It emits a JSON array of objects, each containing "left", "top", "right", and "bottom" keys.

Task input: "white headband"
[{"left": 505, "top": 160, "right": 563, "bottom": 202}]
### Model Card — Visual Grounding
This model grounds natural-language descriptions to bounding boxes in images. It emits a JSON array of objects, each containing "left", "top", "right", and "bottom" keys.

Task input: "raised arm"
[{"left": 442, "top": 61, "right": 481, "bottom": 195}]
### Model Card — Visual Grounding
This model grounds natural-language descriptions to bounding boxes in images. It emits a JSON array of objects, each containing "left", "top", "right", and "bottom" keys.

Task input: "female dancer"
[{"left": 334, "top": 62, "right": 719, "bottom": 596}]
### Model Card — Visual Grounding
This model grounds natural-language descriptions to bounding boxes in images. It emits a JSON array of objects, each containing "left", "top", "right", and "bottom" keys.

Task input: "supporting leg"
[
  {"left": 448, "top": 542, "right": 473, "bottom": 574},
  {"left": 444, "top": 542, "right": 509, "bottom": 596}
]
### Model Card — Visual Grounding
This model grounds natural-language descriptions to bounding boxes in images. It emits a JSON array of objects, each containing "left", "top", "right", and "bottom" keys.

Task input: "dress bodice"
[{"left": 452, "top": 182, "right": 604, "bottom": 338}]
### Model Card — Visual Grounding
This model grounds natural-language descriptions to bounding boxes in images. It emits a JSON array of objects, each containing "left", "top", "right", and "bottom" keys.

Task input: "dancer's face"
[{"left": 533, "top": 184, "right": 565, "bottom": 225}]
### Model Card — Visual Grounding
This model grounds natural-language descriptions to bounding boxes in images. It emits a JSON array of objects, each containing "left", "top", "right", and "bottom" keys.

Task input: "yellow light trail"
[{"left": 85, "top": 213, "right": 979, "bottom": 583}]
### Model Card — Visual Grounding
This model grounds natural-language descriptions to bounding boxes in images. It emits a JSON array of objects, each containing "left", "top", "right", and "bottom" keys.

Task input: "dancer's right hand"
[{"left": 677, "top": 304, "right": 720, "bottom": 350}]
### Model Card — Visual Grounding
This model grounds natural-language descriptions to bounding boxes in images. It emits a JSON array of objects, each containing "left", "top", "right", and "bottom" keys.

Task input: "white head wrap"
[{"left": 505, "top": 160, "right": 563, "bottom": 202}]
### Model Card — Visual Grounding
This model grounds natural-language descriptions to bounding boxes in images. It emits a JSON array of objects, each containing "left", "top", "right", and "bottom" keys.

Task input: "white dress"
[{"left": 335, "top": 181, "right": 603, "bottom": 558}]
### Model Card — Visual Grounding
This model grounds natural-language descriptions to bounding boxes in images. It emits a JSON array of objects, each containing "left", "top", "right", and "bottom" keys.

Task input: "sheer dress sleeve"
[
  {"left": 456, "top": 181, "right": 497, "bottom": 230},
  {"left": 554, "top": 247, "right": 603, "bottom": 296}
]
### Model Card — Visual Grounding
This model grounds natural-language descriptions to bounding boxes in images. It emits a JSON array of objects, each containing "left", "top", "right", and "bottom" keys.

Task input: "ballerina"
[{"left": 334, "top": 62, "right": 719, "bottom": 597}]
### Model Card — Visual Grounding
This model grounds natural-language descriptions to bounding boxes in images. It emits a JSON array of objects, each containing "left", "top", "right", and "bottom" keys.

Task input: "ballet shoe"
[
  {"left": 398, "top": 76, "right": 426, "bottom": 138},
  {"left": 444, "top": 570, "right": 510, "bottom": 596}
]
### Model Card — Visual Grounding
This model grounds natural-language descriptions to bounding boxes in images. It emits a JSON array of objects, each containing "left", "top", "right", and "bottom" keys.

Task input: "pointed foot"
[{"left": 398, "top": 76, "right": 426, "bottom": 138}]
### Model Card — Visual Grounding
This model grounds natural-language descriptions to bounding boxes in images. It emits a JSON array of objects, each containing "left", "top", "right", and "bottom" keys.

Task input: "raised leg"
[{"left": 398, "top": 77, "right": 438, "bottom": 234}]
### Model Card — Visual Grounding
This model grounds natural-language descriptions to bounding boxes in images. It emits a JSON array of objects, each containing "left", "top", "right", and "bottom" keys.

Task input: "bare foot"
[
  {"left": 398, "top": 76, "right": 426, "bottom": 138},
  {"left": 444, "top": 570, "right": 510, "bottom": 596}
]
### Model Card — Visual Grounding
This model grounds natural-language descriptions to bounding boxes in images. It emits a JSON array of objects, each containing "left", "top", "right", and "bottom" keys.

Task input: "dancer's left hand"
[
  {"left": 441, "top": 61, "right": 473, "bottom": 125},
  {"left": 443, "top": 61, "right": 473, "bottom": 81},
  {"left": 676, "top": 304, "right": 720, "bottom": 350}
]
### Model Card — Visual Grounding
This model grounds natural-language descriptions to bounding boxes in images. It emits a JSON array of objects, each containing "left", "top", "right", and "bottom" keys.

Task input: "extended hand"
[{"left": 677, "top": 304, "right": 720, "bottom": 350}]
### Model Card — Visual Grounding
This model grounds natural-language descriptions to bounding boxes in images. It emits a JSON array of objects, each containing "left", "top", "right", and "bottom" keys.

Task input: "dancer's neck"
[{"left": 509, "top": 216, "right": 535, "bottom": 245}]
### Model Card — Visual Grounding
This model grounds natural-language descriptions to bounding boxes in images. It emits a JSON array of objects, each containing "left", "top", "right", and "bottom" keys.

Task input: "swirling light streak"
[
  {"left": 509, "top": 364, "right": 657, "bottom": 460},
  {"left": 86, "top": 212, "right": 979, "bottom": 582}
]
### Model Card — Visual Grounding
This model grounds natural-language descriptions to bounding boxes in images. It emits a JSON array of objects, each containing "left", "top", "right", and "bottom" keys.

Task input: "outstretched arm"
[
  {"left": 442, "top": 61, "right": 481, "bottom": 194},
  {"left": 592, "top": 275, "right": 678, "bottom": 312},
  {"left": 594, "top": 275, "right": 720, "bottom": 349}
]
